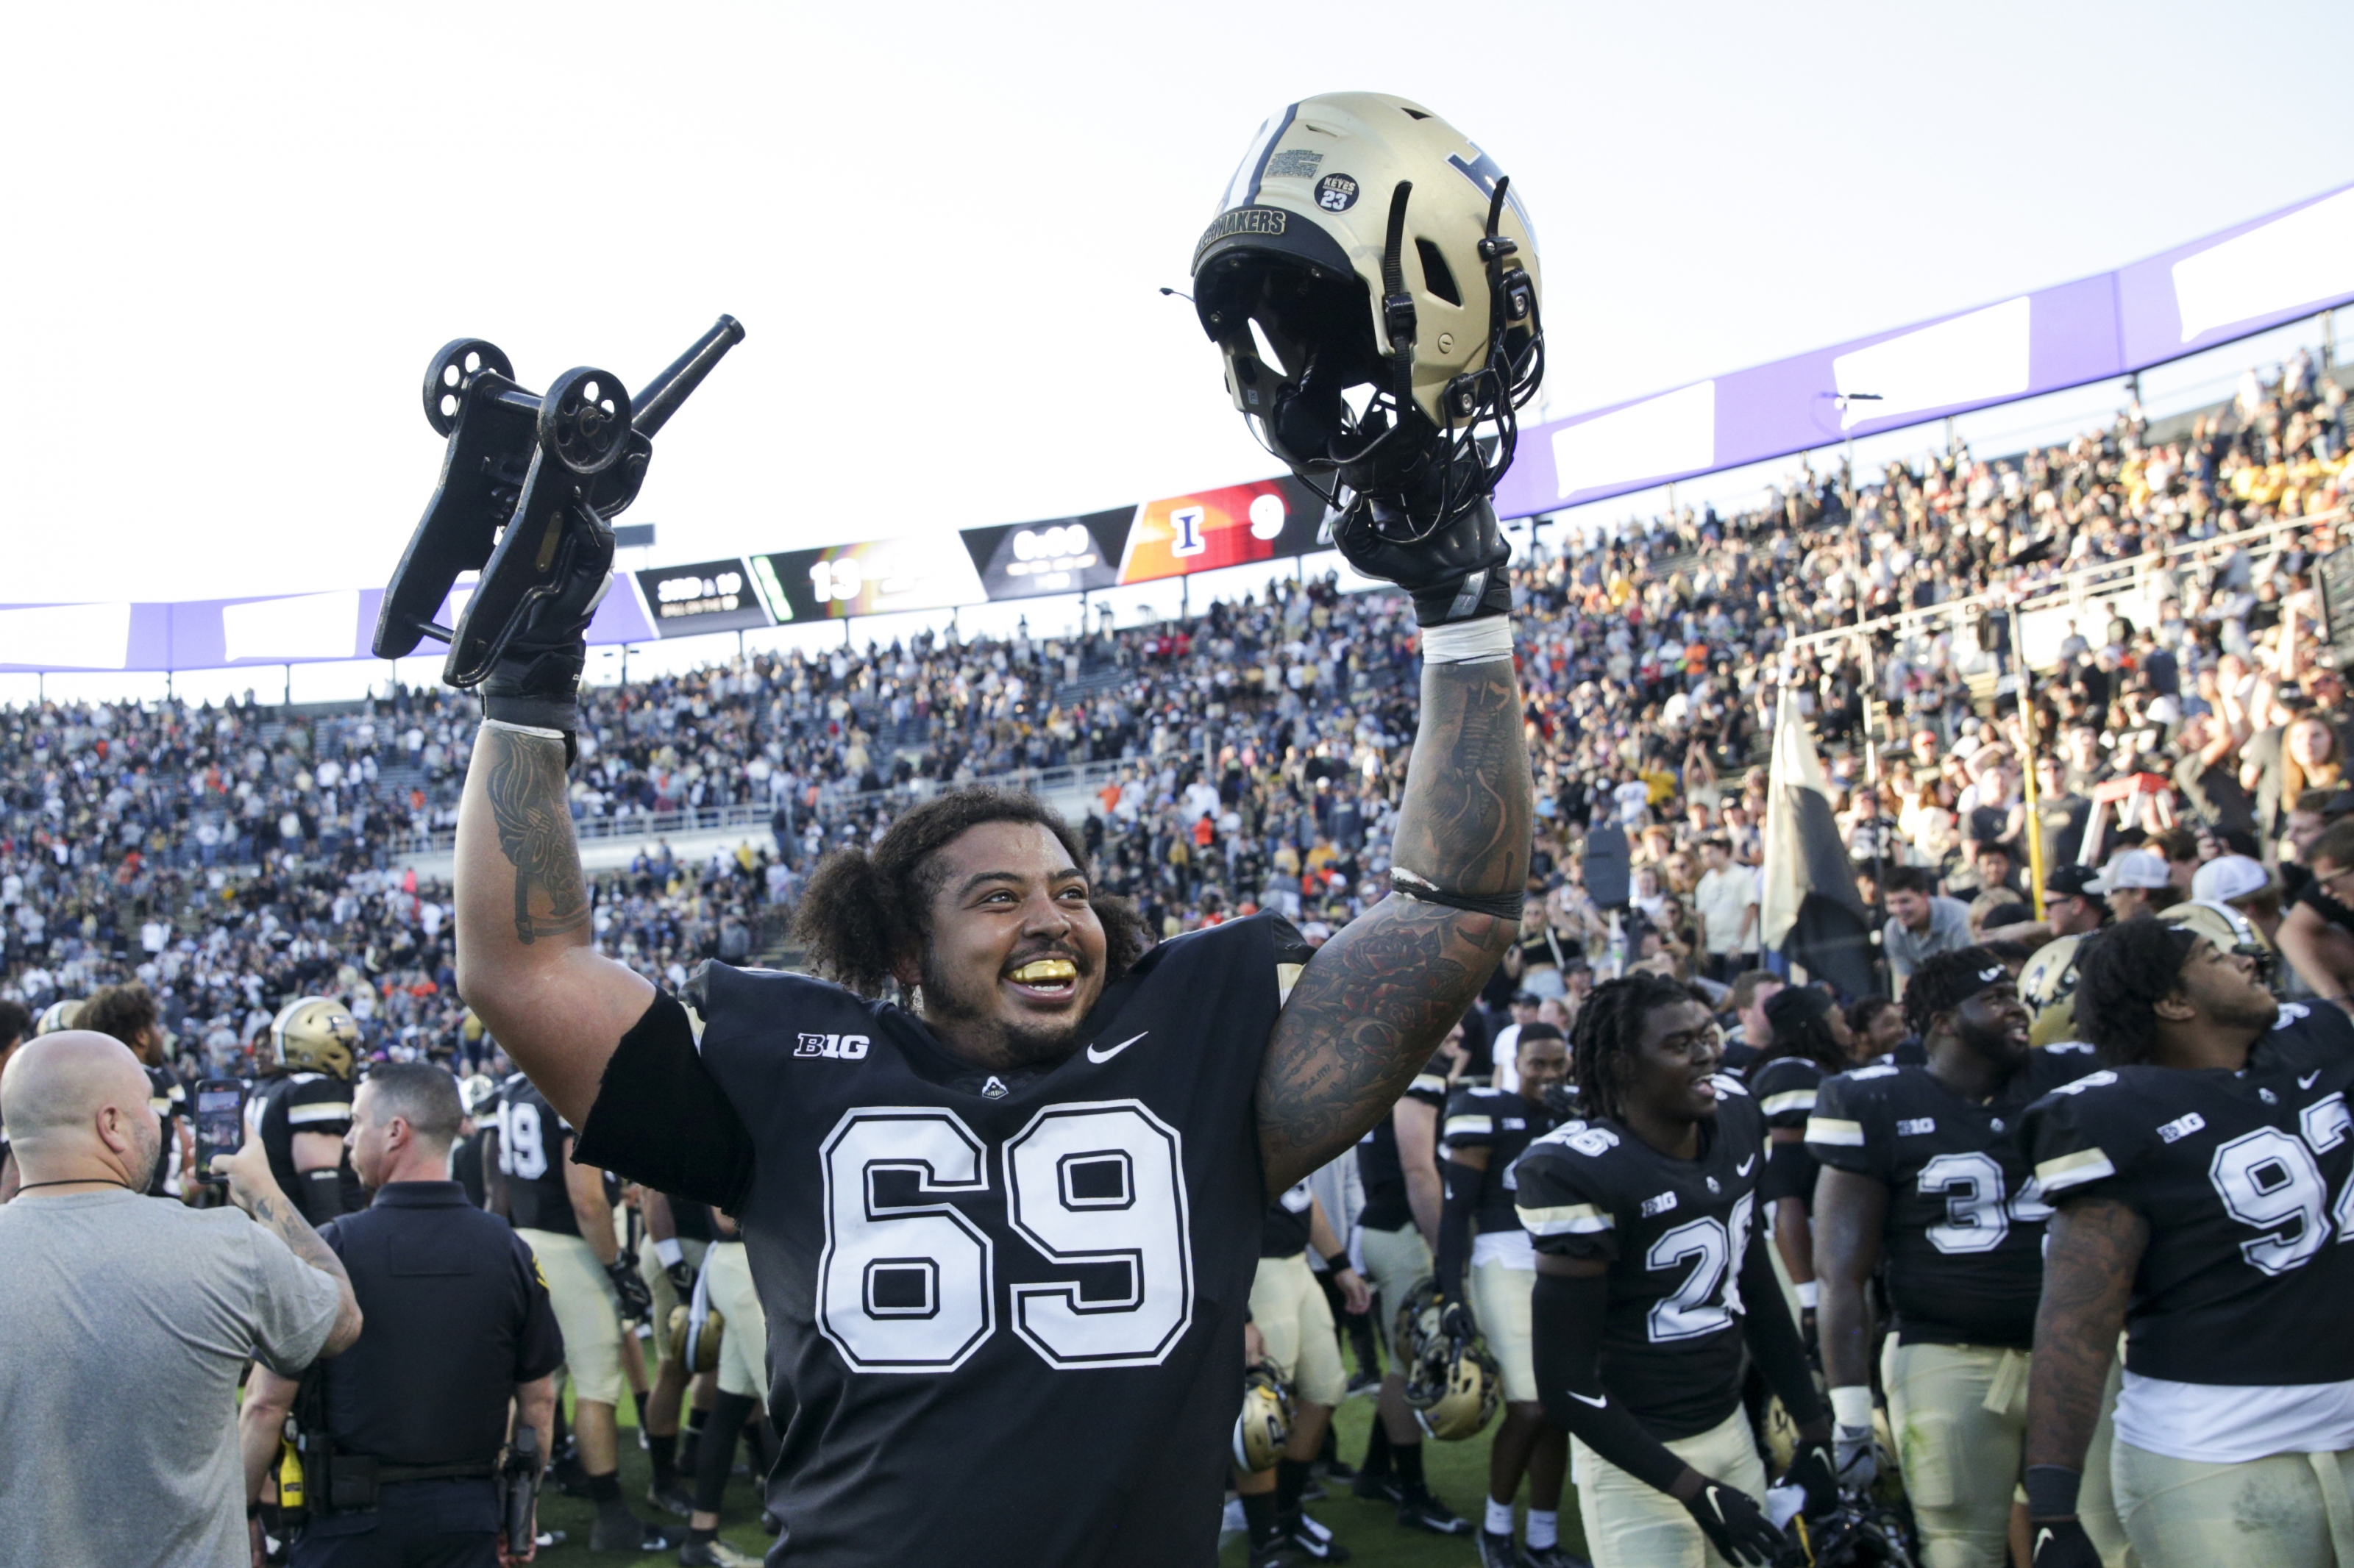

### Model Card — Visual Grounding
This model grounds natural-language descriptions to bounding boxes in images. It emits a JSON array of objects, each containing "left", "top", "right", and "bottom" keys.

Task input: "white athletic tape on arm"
[
  {"left": 1419, "top": 617, "right": 1514, "bottom": 664},
  {"left": 1829, "top": 1386, "right": 1874, "bottom": 1430}
]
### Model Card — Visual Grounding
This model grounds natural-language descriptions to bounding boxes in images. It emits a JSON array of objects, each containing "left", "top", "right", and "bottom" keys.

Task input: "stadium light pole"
[{"left": 1832, "top": 392, "right": 1883, "bottom": 523}]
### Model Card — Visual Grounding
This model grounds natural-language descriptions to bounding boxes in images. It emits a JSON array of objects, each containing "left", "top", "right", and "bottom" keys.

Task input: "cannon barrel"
[{"left": 633, "top": 315, "right": 745, "bottom": 438}]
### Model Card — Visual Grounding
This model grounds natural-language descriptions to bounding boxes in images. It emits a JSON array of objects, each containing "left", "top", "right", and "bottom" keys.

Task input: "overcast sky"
[{"left": 7, "top": 0, "right": 2352, "bottom": 612}]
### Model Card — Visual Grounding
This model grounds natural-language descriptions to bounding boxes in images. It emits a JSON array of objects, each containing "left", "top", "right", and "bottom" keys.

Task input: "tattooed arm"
[
  {"left": 217, "top": 1135, "right": 364, "bottom": 1355},
  {"left": 2024, "top": 1195, "right": 2147, "bottom": 1480},
  {"left": 454, "top": 722, "right": 654, "bottom": 1129},
  {"left": 1257, "top": 657, "right": 1530, "bottom": 1191}
]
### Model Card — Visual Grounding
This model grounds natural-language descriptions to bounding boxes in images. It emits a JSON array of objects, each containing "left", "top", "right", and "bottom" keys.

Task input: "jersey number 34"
[{"left": 818, "top": 1100, "right": 1195, "bottom": 1373}]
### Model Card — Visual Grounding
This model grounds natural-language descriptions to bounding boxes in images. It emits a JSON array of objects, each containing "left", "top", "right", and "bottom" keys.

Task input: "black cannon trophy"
[{"left": 373, "top": 315, "right": 745, "bottom": 685}]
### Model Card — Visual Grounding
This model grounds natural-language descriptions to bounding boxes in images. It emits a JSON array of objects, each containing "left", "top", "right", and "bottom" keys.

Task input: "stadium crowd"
[
  {"left": 3, "top": 350, "right": 2352, "bottom": 1084},
  {"left": 4, "top": 351, "right": 2354, "bottom": 1568}
]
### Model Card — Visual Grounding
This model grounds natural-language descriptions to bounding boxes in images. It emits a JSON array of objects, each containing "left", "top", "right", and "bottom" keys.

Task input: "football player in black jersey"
[
  {"left": 1810, "top": 946, "right": 2106, "bottom": 1567},
  {"left": 1440, "top": 1022, "right": 1575, "bottom": 1567},
  {"left": 2023, "top": 914, "right": 2354, "bottom": 1568},
  {"left": 249, "top": 996, "right": 369, "bottom": 1222},
  {"left": 445, "top": 96, "right": 1537, "bottom": 1567},
  {"left": 81, "top": 983, "right": 194, "bottom": 1200},
  {"left": 1349, "top": 1038, "right": 1468, "bottom": 1536},
  {"left": 1749, "top": 986, "right": 1862, "bottom": 1339},
  {"left": 1521, "top": 973, "right": 1836, "bottom": 1567},
  {"left": 494, "top": 1073, "right": 674, "bottom": 1553}
]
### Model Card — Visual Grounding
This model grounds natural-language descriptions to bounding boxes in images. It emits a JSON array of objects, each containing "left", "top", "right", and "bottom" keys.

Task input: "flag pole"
[{"left": 2012, "top": 606, "right": 2046, "bottom": 920}]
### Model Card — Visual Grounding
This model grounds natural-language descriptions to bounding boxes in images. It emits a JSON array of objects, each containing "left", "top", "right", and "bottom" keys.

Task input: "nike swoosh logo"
[
  {"left": 1087, "top": 1032, "right": 1148, "bottom": 1065},
  {"left": 1568, "top": 1390, "right": 1608, "bottom": 1408},
  {"left": 1737, "top": 1155, "right": 1757, "bottom": 1176},
  {"left": 2303, "top": 1071, "right": 2323, "bottom": 1090}
]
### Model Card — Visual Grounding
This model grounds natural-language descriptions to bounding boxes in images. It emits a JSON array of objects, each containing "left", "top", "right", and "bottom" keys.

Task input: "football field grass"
[{"left": 534, "top": 1383, "right": 1592, "bottom": 1566}]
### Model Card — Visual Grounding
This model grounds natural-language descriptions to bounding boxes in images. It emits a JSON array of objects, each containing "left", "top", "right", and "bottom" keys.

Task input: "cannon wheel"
[
  {"left": 538, "top": 366, "right": 634, "bottom": 476},
  {"left": 422, "top": 339, "right": 516, "bottom": 436}
]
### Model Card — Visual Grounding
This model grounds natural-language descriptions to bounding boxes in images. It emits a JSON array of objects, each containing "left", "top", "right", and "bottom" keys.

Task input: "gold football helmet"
[
  {"left": 271, "top": 996, "right": 362, "bottom": 1080},
  {"left": 1232, "top": 1364, "right": 1293, "bottom": 1472},
  {"left": 1393, "top": 1277, "right": 1501, "bottom": 1441},
  {"left": 2158, "top": 899, "right": 2275, "bottom": 985},
  {"left": 666, "top": 1302, "right": 727, "bottom": 1377},
  {"left": 1192, "top": 93, "right": 1543, "bottom": 531},
  {"left": 2017, "top": 935, "right": 2087, "bottom": 1047},
  {"left": 35, "top": 999, "right": 86, "bottom": 1036}
]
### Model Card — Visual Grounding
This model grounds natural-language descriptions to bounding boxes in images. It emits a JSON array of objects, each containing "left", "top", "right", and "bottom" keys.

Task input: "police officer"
[{"left": 239, "top": 1063, "right": 564, "bottom": 1566}]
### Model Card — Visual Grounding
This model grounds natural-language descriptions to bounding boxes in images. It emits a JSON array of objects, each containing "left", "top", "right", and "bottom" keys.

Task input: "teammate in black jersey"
[
  {"left": 451, "top": 619, "right": 1527, "bottom": 1560},
  {"left": 1348, "top": 1036, "right": 1468, "bottom": 1536},
  {"left": 82, "top": 983, "right": 195, "bottom": 1200},
  {"left": 1748, "top": 986, "right": 1863, "bottom": 1337},
  {"left": 249, "top": 996, "right": 369, "bottom": 1222},
  {"left": 1810, "top": 946, "right": 2105, "bottom": 1567},
  {"left": 2023, "top": 914, "right": 2354, "bottom": 1568},
  {"left": 494, "top": 1073, "right": 673, "bottom": 1553},
  {"left": 1521, "top": 973, "right": 1835, "bottom": 1567},
  {"left": 1439, "top": 1023, "right": 1574, "bottom": 1567}
]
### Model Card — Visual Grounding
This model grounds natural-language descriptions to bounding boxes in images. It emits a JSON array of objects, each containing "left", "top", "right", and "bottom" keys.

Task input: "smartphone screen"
[{"left": 193, "top": 1080, "right": 246, "bottom": 1184}]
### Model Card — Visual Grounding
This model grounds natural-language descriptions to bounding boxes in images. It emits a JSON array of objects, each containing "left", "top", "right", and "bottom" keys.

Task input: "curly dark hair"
[
  {"left": 83, "top": 983, "right": 163, "bottom": 1064},
  {"left": 1900, "top": 944, "right": 2005, "bottom": 1042},
  {"left": 791, "top": 788, "right": 1144, "bottom": 999},
  {"left": 1757, "top": 985, "right": 1844, "bottom": 1073},
  {"left": 2069, "top": 916, "right": 2195, "bottom": 1065},
  {"left": 1570, "top": 972, "right": 1698, "bottom": 1124}
]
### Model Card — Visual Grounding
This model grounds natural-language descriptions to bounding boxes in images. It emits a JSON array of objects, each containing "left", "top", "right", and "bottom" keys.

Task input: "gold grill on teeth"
[{"left": 1008, "top": 958, "right": 1078, "bottom": 983}]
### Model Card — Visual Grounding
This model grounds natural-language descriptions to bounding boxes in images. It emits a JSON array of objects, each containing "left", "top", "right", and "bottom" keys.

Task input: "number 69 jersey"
[
  {"left": 577, "top": 913, "right": 1306, "bottom": 1568},
  {"left": 1804, "top": 1046, "right": 2101, "bottom": 1350},
  {"left": 2019, "top": 1002, "right": 2354, "bottom": 1389},
  {"left": 1510, "top": 1077, "right": 1767, "bottom": 1439}
]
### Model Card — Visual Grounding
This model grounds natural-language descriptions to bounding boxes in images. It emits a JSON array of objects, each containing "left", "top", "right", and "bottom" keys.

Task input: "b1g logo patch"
[
  {"left": 1315, "top": 174, "right": 1358, "bottom": 212},
  {"left": 795, "top": 1033, "right": 870, "bottom": 1061}
]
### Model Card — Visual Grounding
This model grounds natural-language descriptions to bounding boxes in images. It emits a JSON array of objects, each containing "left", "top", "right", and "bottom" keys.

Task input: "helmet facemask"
[{"left": 1192, "top": 96, "right": 1544, "bottom": 543}]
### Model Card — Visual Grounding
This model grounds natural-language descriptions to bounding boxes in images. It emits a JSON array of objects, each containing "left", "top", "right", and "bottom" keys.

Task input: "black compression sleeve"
[
  {"left": 1436, "top": 1160, "right": 1481, "bottom": 1302},
  {"left": 1529, "top": 1272, "right": 1690, "bottom": 1494},
  {"left": 295, "top": 1166, "right": 346, "bottom": 1227},
  {"left": 1760, "top": 1138, "right": 1818, "bottom": 1207},
  {"left": 574, "top": 994, "right": 756, "bottom": 1214},
  {"left": 1738, "top": 1229, "right": 1825, "bottom": 1430}
]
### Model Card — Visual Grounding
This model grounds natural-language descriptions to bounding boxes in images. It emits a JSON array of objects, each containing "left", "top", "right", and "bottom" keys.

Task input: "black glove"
[
  {"left": 666, "top": 1258, "right": 696, "bottom": 1298},
  {"left": 1782, "top": 1439, "right": 1839, "bottom": 1518},
  {"left": 2029, "top": 1519, "right": 2104, "bottom": 1568},
  {"left": 605, "top": 1257, "right": 653, "bottom": 1323},
  {"left": 479, "top": 516, "right": 614, "bottom": 760},
  {"left": 1331, "top": 492, "right": 1512, "bottom": 627},
  {"left": 1681, "top": 1480, "right": 1783, "bottom": 1567}
]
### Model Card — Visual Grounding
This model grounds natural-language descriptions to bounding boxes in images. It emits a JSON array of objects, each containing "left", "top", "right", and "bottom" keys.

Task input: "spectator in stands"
[{"left": 1882, "top": 866, "right": 1972, "bottom": 995}]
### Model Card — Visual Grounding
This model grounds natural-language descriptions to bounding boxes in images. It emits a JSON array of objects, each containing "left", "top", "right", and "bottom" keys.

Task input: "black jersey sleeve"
[
  {"left": 573, "top": 991, "right": 757, "bottom": 1215},
  {"left": 1751, "top": 1057, "right": 1825, "bottom": 1132},
  {"left": 1406, "top": 1069, "right": 1450, "bottom": 1109},
  {"left": 282, "top": 1075, "right": 355, "bottom": 1139},
  {"left": 1512, "top": 1129, "right": 1625, "bottom": 1264},
  {"left": 1441, "top": 1087, "right": 1502, "bottom": 1154},
  {"left": 2017, "top": 1069, "right": 2141, "bottom": 1210},
  {"left": 1805, "top": 1067, "right": 1894, "bottom": 1180}
]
